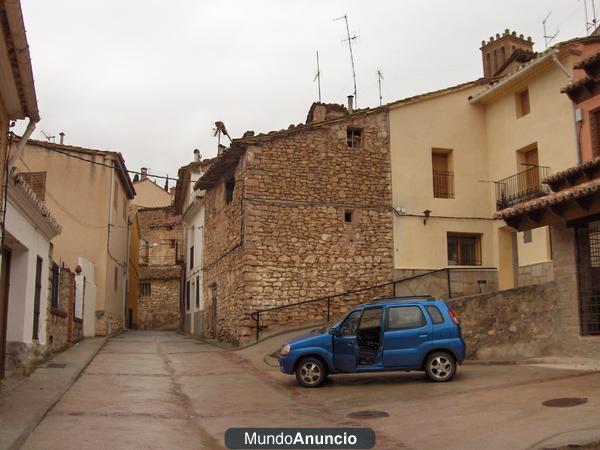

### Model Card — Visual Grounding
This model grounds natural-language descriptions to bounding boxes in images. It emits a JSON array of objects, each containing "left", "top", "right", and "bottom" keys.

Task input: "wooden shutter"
[{"left": 21, "top": 172, "right": 46, "bottom": 201}]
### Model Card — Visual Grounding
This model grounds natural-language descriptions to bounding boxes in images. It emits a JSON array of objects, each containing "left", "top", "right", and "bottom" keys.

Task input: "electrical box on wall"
[{"left": 575, "top": 108, "right": 583, "bottom": 122}]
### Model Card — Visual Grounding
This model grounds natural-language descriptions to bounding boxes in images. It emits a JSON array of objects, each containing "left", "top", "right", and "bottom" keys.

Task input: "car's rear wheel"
[
  {"left": 295, "top": 357, "right": 326, "bottom": 388},
  {"left": 425, "top": 351, "right": 456, "bottom": 382}
]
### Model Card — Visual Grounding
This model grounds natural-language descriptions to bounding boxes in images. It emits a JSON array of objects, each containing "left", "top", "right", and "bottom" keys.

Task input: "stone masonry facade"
[
  {"left": 200, "top": 105, "right": 395, "bottom": 345},
  {"left": 138, "top": 268, "right": 181, "bottom": 330}
]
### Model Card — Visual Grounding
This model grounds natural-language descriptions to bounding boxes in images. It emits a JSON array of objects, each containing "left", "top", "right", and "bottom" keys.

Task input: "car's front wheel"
[
  {"left": 295, "top": 357, "right": 326, "bottom": 388},
  {"left": 425, "top": 351, "right": 456, "bottom": 382}
]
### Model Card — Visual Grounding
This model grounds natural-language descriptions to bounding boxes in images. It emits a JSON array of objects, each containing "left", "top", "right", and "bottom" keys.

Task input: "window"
[
  {"left": 114, "top": 266, "right": 118, "bottom": 291},
  {"left": 425, "top": 305, "right": 444, "bottom": 324},
  {"left": 387, "top": 306, "right": 426, "bottom": 331},
  {"left": 50, "top": 263, "right": 60, "bottom": 308},
  {"left": 189, "top": 246, "right": 194, "bottom": 268},
  {"left": 591, "top": 109, "right": 600, "bottom": 159},
  {"left": 195, "top": 275, "right": 200, "bottom": 308},
  {"left": 139, "top": 282, "right": 151, "bottom": 297},
  {"left": 344, "top": 210, "right": 353, "bottom": 223},
  {"left": 225, "top": 178, "right": 235, "bottom": 204},
  {"left": 339, "top": 310, "right": 362, "bottom": 336},
  {"left": 523, "top": 230, "right": 532, "bottom": 244},
  {"left": 448, "top": 233, "right": 482, "bottom": 265},
  {"left": 21, "top": 172, "right": 46, "bottom": 201},
  {"left": 32, "top": 256, "right": 43, "bottom": 340},
  {"left": 516, "top": 89, "right": 530, "bottom": 118},
  {"left": 186, "top": 281, "right": 191, "bottom": 311},
  {"left": 347, "top": 127, "right": 362, "bottom": 148},
  {"left": 432, "top": 150, "right": 454, "bottom": 199},
  {"left": 358, "top": 308, "right": 382, "bottom": 331}
]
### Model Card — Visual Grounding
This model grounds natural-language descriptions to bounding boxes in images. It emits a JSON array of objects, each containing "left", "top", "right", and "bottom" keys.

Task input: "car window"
[
  {"left": 339, "top": 310, "right": 362, "bottom": 336},
  {"left": 426, "top": 305, "right": 444, "bottom": 324},
  {"left": 358, "top": 308, "right": 383, "bottom": 331},
  {"left": 387, "top": 306, "right": 426, "bottom": 331}
]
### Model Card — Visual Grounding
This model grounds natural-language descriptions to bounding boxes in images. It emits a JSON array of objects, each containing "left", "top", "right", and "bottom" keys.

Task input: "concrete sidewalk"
[{"left": 0, "top": 337, "right": 107, "bottom": 450}]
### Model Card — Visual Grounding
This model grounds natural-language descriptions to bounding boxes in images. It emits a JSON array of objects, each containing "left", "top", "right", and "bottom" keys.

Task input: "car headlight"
[{"left": 280, "top": 345, "right": 291, "bottom": 356}]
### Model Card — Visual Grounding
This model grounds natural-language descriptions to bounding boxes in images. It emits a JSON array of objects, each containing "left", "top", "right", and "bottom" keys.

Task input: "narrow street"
[{"left": 15, "top": 330, "right": 600, "bottom": 449}]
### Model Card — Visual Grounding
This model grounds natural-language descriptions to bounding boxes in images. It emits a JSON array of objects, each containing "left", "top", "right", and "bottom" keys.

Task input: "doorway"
[
  {"left": 576, "top": 219, "right": 600, "bottom": 335},
  {"left": 357, "top": 307, "right": 383, "bottom": 366},
  {"left": 208, "top": 284, "right": 217, "bottom": 339},
  {"left": 0, "top": 249, "right": 12, "bottom": 379},
  {"left": 498, "top": 227, "right": 518, "bottom": 290}
]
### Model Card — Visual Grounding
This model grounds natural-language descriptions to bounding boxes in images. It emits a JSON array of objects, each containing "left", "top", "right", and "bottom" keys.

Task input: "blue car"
[{"left": 279, "top": 297, "right": 465, "bottom": 387}]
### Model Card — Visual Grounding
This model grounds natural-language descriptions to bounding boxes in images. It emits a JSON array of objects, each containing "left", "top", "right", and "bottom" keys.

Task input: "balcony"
[{"left": 495, "top": 166, "right": 551, "bottom": 211}]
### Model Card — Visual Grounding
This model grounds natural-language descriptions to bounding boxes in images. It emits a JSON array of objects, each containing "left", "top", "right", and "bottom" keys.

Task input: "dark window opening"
[
  {"left": 523, "top": 230, "right": 532, "bottom": 243},
  {"left": 50, "top": 262, "right": 60, "bottom": 308},
  {"left": 32, "top": 256, "right": 43, "bottom": 340},
  {"left": 196, "top": 275, "right": 200, "bottom": 308},
  {"left": 114, "top": 266, "right": 118, "bottom": 291},
  {"left": 189, "top": 246, "right": 194, "bottom": 268},
  {"left": 447, "top": 233, "right": 482, "bottom": 266},
  {"left": 347, "top": 128, "right": 363, "bottom": 148},
  {"left": 225, "top": 178, "right": 235, "bottom": 204},
  {"left": 186, "top": 281, "right": 191, "bottom": 311},
  {"left": 516, "top": 89, "right": 530, "bottom": 118},
  {"left": 344, "top": 210, "right": 353, "bottom": 223},
  {"left": 139, "top": 282, "right": 151, "bottom": 297}
]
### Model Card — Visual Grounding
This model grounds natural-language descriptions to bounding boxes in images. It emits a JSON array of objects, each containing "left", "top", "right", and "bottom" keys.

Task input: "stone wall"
[
  {"left": 447, "top": 283, "right": 558, "bottom": 360},
  {"left": 392, "top": 268, "right": 498, "bottom": 298},
  {"left": 46, "top": 266, "right": 74, "bottom": 354},
  {"left": 517, "top": 261, "right": 554, "bottom": 287},
  {"left": 202, "top": 108, "right": 395, "bottom": 344},
  {"left": 95, "top": 310, "right": 124, "bottom": 336},
  {"left": 138, "top": 207, "right": 183, "bottom": 266},
  {"left": 138, "top": 278, "right": 180, "bottom": 330}
]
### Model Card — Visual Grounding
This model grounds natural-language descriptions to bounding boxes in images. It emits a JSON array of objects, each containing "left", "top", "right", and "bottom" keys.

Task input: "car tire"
[
  {"left": 425, "top": 351, "right": 456, "bottom": 382},
  {"left": 295, "top": 357, "right": 326, "bottom": 388}
]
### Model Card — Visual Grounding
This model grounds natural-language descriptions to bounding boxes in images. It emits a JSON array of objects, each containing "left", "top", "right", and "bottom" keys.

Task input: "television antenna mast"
[
  {"left": 377, "top": 70, "right": 384, "bottom": 106},
  {"left": 543, "top": 11, "right": 559, "bottom": 49},
  {"left": 334, "top": 14, "right": 358, "bottom": 106},
  {"left": 314, "top": 50, "right": 322, "bottom": 102},
  {"left": 41, "top": 130, "right": 55, "bottom": 142},
  {"left": 584, "top": 0, "right": 598, "bottom": 35}
]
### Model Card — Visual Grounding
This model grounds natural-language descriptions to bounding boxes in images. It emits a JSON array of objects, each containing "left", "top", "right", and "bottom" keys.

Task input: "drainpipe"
[{"left": 7, "top": 118, "right": 37, "bottom": 168}]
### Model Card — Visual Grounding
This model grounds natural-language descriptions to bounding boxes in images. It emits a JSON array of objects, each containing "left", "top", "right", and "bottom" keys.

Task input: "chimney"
[
  {"left": 59, "top": 132, "right": 65, "bottom": 145},
  {"left": 480, "top": 29, "right": 534, "bottom": 78},
  {"left": 347, "top": 95, "right": 354, "bottom": 114},
  {"left": 193, "top": 149, "right": 201, "bottom": 162},
  {"left": 140, "top": 167, "right": 148, "bottom": 180},
  {"left": 217, "top": 144, "right": 226, "bottom": 156}
]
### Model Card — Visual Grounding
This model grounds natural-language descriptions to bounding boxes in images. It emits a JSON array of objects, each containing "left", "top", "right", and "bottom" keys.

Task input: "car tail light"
[{"left": 448, "top": 309, "right": 460, "bottom": 325}]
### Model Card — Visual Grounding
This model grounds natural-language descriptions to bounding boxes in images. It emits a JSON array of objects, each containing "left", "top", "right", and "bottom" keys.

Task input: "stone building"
[
  {"left": 137, "top": 206, "right": 183, "bottom": 330},
  {"left": 196, "top": 100, "right": 394, "bottom": 345}
]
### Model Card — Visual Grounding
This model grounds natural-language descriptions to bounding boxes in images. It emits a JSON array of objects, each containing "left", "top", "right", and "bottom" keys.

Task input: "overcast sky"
[{"left": 16, "top": 0, "right": 596, "bottom": 185}]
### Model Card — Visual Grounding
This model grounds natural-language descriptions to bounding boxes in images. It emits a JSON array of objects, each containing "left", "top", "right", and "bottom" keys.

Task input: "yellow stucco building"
[{"left": 389, "top": 31, "right": 600, "bottom": 293}]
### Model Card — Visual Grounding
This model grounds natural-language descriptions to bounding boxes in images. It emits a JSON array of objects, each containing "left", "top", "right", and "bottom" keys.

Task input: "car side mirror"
[{"left": 329, "top": 326, "right": 339, "bottom": 336}]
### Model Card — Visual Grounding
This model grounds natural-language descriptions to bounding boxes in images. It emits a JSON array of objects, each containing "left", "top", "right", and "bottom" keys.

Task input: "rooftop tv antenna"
[
  {"left": 41, "top": 130, "right": 55, "bottom": 142},
  {"left": 377, "top": 69, "right": 384, "bottom": 106},
  {"left": 543, "top": 11, "right": 559, "bottom": 49},
  {"left": 334, "top": 14, "right": 358, "bottom": 106},
  {"left": 584, "top": 0, "right": 598, "bottom": 35},
  {"left": 212, "top": 121, "right": 232, "bottom": 147},
  {"left": 314, "top": 50, "right": 322, "bottom": 102}
]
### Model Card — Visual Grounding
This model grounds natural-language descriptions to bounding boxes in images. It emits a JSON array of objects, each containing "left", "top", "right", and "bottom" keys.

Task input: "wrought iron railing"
[
  {"left": 495, "top": 166, "right": 550, "bottom": 211},
  {"left": 249, "top": 267, "right": 496, "bottom": 341},
  {"left": 433, "top": 170, "right": 454, "bottom": 199}
]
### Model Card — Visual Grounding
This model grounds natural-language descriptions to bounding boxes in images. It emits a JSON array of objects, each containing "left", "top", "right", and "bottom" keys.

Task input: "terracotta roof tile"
[{"left": 544, "top": 157, "right": 600, "bottom": 184}]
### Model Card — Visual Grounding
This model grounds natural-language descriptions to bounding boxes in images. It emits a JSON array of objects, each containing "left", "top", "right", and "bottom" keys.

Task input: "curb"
[{"left": 8, "top": 336, "right": 109, "bottom": 450}]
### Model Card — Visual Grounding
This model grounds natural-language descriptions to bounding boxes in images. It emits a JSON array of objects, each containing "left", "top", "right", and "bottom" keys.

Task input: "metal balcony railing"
[{"left": 495, "top": 166, "right": 550, "bottom": 211}]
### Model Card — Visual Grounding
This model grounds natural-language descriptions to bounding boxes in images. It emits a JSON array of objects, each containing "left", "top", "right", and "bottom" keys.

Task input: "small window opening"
[
  {"left": 225, "top": 178, "right": 235, "bottom": 204},
  {"left": 344, "top": 210, "right": 353, "bottom": 223},
  {"left": 347, "top": 128, "right": 362, "bottom": 148},
  {"left": 523, "top": 230, "right": 532, "bottom": 243},
  {"left": 516, "top": 89, "right": 530, "bottom": 118}
]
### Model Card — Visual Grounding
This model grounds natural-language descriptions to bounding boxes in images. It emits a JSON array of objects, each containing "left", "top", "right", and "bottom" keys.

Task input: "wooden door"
[
  {"left": 0, "top": 249, "right": 11, "bottom": 379},
  {"left": 524, "top": 149, "right": 539, "bottom": 191}
]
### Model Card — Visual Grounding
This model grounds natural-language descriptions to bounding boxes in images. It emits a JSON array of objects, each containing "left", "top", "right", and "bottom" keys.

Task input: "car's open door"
[{"left": 333, "top": 309, "right": 361, "bottom": 372}]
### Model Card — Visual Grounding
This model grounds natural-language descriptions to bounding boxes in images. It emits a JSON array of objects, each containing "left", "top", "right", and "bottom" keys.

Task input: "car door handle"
[{"left": 419, "top": 334, "right": 429, "bottom": 338}]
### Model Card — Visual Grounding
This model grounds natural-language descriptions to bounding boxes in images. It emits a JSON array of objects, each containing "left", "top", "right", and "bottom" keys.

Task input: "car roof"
[{"left": 353, "top": 296, "right": 444, "bottom": 310}]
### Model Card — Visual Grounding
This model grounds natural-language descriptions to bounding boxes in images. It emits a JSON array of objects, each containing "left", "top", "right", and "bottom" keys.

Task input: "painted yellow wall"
[
  {"left": 16, "top": 143, "right": 130, "bottom": 323},
  {"left": 390, "top": 84, "right": 495, "bottom": 269},
  {"left": 133, "top": 179, "right": 172, "bottom": 208},
  {"left": 484, "top": 58, "right": 578, "bottom": 267}
]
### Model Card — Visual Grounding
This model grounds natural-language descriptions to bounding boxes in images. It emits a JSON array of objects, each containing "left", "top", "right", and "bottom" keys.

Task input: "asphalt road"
[{"left": 20, "top": 331, "right": 600, "bottom": 449}]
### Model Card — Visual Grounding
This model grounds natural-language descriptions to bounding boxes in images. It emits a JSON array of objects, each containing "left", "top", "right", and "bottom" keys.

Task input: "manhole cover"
[
  {"left": 347, "top": 410, "right": 389, "bottom": 419},
  {"left": 542, "top": 397, "right": 588, "bottom": 408},
  {"left": 46, "top": 363, "right": 67, "bottom": 369}
]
